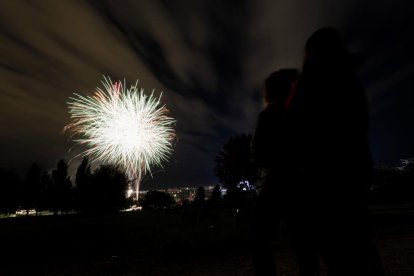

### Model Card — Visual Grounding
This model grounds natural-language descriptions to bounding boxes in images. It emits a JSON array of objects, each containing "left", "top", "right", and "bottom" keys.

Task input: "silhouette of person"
[
  {"left": 249, "top": 69, "right": 320, "bottom": 276},
  {"left": 286, "top": 27, "right": 385, "bottom": 276}
]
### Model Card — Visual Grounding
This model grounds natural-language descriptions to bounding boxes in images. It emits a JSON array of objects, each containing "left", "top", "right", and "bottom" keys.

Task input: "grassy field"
[{"left": 0, "top": 207, "right": 413, "bottom": 276}]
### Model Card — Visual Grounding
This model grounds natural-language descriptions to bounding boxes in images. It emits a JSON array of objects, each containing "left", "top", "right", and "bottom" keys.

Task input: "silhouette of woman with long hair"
[
  {"left": 249, "top": 69, "right": 320, "bottom": 276},
  {"left": 286, "top": 27, "right": 385, "bottom": 276}
]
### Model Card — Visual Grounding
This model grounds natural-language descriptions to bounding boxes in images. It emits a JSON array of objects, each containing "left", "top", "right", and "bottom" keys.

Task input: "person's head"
[
  {"left": 305, "top": 27, "right": 344, "bottom": 61},
  {"left": 264, "top": 69, "right": 299, "bottom": 105},
  {"left": 303, "top": 27, "right": 364, "bottom": 72}
]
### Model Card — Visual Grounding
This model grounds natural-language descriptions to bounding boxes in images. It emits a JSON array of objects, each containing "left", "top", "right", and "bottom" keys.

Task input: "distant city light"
[
  {"left": 15, "top": 209, "right": 36, "bottom": 216},
  {"left": 237, "top": 180, "right": 255, "bottom": 191},
  {"left": 121, "top": 205, "right": 143, "bottom": 212}
]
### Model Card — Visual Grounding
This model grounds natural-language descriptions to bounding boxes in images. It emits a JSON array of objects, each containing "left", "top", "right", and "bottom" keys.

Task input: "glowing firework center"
[{"left": 66, "top": 77, "right": 176, "bottom": 200}]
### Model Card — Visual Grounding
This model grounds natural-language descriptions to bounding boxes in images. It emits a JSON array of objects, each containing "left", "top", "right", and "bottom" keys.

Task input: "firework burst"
[{"left": 65, "top": 76, "right": 176, "bottom": 200}]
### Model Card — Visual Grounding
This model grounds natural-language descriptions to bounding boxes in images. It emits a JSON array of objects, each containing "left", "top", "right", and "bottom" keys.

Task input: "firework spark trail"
[{"left": 65, "top": 77, "right": 176, "bottom": 200}]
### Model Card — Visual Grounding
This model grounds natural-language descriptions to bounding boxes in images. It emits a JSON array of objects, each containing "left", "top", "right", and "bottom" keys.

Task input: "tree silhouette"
[
  {"left": 51, "top": 159, "right": 73, "bottom": 214},
  {"left": 139, "top": 190, "right": 175, "bottom": 210},
  {"left": 23, "top": 163, "right": 42, "bottom": 215},
  {"left": 74, "top": 157, "right": 93, "bottom": 213},
  {"left": 370, "top": 162, "right": 414, "bottom": 204},
  {"left": 214, "top": 134, "right": 258, "bottom": 204},
  {"left": 207, "top": 184, "right": 222, "bottom": 208},
  {"left": 39, "top": 171, "right": 53, "bottom": 212},
  {"left": 91, "top": 164, "right": 129, "bottom": 213},
  {"left": 0, "top": 167, "right": 20, "bottom": 214},
  {"left": 193, "top": 186, "right": 206, "bottom": 207}
]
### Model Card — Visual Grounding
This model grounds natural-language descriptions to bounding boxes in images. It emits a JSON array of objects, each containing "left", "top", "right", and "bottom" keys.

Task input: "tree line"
[
  {"left": 0, "top": 157, "right": 130, "bottom": 215},
  {"left": 0, "top": 158, "right": 224, "bottom": 216},
  {"left": 214, "top": 134, "right": 414, "bottom": 206},
  {"left": 2, "top": 134, "right": 413, "bottom": 216}
]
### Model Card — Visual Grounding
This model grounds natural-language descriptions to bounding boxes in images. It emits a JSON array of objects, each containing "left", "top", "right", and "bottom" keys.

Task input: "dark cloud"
[{"left": 0, "top": 0, "right": 413, "bottom": 188}]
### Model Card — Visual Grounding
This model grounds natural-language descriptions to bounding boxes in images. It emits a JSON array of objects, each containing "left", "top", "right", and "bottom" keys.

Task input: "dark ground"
[{"left": 0, "top": 206, "right": 413, "bottom": 276}]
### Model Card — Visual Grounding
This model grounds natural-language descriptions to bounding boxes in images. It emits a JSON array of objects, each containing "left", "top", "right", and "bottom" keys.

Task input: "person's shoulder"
[
  {"left": 259, "top": 104, "right": 285, "bottom": 121},
  {"left": 265, "top": 103, "right": 285, "bottom": 112}
]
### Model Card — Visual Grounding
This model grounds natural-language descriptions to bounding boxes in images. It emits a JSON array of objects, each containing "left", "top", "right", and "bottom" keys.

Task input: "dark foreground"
[{"left": 0, "top": 206, "right": 413, "bottom": 276}]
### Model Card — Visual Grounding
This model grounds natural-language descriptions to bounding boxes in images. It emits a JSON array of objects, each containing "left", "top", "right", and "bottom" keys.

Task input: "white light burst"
[{"left": 65, "top": 77, "right": 176, "bottom": 200}]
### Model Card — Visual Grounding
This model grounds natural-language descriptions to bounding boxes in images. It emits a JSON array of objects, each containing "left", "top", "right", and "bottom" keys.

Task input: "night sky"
[{"left": 1, "top": 0, "right": 413, "bottom": 189}]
